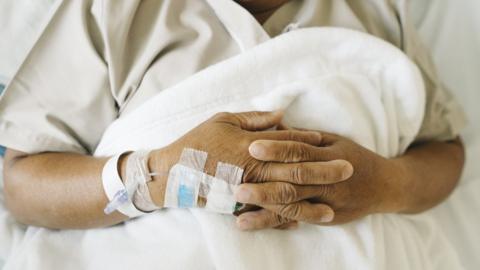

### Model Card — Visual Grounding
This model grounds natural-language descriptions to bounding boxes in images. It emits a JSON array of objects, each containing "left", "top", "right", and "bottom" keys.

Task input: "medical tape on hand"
[
  {"left": 163, "top": 148, "right": 243, "bottom": 214},
  {"left": 164, "top": 148, "right": 208, "bottom": 208},
  {"left": 205, "top": 162, "right": 243, "bottom": 213}
]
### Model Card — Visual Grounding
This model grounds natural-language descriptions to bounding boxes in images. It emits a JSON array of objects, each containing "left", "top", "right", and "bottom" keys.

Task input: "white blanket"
[{"left": 1, "top": 28, "right": 464, "bottom": 269}]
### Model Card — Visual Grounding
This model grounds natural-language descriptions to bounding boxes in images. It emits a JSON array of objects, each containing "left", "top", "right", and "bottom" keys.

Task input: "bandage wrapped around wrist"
[
  {"left": 102, "top": 151, "right": 160, "bottom": 217},
  {"left": 127, "top": 151, "right": 161, "bottom": 212}
]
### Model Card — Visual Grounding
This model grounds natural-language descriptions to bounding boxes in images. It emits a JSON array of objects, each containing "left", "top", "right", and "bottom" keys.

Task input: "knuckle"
[
  {"left": 285, "top": 130, "right": 304, "bottom": 143},
  {"left": 243, "top": 162, "right": 264, "bottom": 183},
  {"left": 279, "top": 203, "right": 303, "bottom": 219},
  {"left": 298, "top": 144, "right": 311, "bottom": 160},
  {"left": 291, "top": 164, "right": 302, "bottom": 183},
  {"left": 255, "top": 162, "right": 271, "bottom": 183},
  {"left": 277, "top": 205, "right": 291, "bottom": 217},
  {"left": 274, "top": 213, "right": 290, "bottom": 225},
  {"left": 318, "top": 185, "right": 335, "bottom": 200},
  {"left": 242, "top": 167, "right": 255, "bottom": 183},
  {"left": 273, "top": 214, "right": 285, "bottom": 226},
  {"left": 290, "top": 163, "right": 310, "bottom": 184},
  {"left": 288, "top": 143, "right": 305, "bottom": 162},
  {"left": 287, "top": 143, "right": 311, "bottom": 162},
  {"left": 278, "top": 183, "right": 298, "bottom": 203},
  {"left": 282, "top": 144, "right": 295, "bottom": 161}
]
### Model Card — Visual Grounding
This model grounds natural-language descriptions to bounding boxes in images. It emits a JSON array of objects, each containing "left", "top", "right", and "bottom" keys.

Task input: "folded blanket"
[{"left": 1, "top": 27, "right": 462, "bottom": 270}]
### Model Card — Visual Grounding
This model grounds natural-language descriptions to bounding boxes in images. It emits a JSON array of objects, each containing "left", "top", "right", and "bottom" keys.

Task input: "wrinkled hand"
[
  {"left": 234, "top": 131, "right": 406, "bottom": 230},
  {"left": 147, "top": 112, "right": 351, "bottom": 209}
]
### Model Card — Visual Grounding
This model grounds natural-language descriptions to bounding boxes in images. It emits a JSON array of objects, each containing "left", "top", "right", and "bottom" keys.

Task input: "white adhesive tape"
[
  {"left": 163, "top": 148, "right": 244, "bottom": 214},
  {"left": 205, "top": 178, "right": 237, "bottom": 214},
  {"left": 205, "top": 162, "right": 243, "bottom": 213},
  {"left": 164, "top": 164, "right": 204, "bottom": 208}
]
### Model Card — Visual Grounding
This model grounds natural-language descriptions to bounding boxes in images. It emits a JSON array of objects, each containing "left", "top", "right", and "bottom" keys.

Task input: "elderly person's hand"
[
  {"left": 148, "top": 112, "right": 352, "bottom": 208},
  {"left": 234, "top": 131, "right": 407, "bottom": 230}
]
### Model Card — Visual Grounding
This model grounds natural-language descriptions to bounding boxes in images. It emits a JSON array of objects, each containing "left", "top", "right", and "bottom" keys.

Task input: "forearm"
[
  {"left": 3, "top": 150, "right": 130, "bottom": 229},
  {"left": 393, "top": 137, "right": 465, "bottom": 214}
]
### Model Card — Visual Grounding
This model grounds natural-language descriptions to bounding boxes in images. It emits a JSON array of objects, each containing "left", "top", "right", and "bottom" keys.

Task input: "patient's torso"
[
  {"left": 0, "top": 0, "right": 462, "bottom": 155},
  {"left": 112, "top": 0, "right": 405, "bottom": 116}
]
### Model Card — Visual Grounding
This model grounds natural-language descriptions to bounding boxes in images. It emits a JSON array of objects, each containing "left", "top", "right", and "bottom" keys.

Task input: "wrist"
[
  {"left": 147, "top": 148, "right": 176, "bottom": 207},
  {"left": 378, "top": 157, "right": 411, "bottom": 214}
]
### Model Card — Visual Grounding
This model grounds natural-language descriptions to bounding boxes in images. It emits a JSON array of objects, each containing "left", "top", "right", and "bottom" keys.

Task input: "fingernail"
[
  {"left": 311, "top": 132, "right": 323, "bottom": 144},
  {"left": 234, "top": 186, "right": 252, "bottom": 203},
  {"left": 249, "top": 142, "right": 266, "bottom": 159},
  {"left": 320, "top": 209, "right": 335, "bottom": 223},
  {"left": 237, "top": 217, "right": 252, "bottom": 230},
  {"left": 341, "top": 161, "right": 354, "bottom": 180}
]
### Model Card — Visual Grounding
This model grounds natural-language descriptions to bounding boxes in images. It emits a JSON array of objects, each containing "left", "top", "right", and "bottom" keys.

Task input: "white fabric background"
[
  {"left": 411, "top": 1, "right": 480, "bottom": 269},
  {"left": 0, "top": 0, "right": 479, "bottom": 269}
]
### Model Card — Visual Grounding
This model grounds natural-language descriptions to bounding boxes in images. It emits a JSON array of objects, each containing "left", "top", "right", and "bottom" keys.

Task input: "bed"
[
  {"left": 0, "top": 0, "right": 479, "bottom": 269},
  {"left": 410, "top": 1, "right": 480, "bottom": 269}
]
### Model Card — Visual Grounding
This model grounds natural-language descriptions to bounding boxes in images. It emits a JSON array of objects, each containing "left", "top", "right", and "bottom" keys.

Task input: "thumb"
[{"left": 215, "top": 111, "right": 284, "bottom": 131}]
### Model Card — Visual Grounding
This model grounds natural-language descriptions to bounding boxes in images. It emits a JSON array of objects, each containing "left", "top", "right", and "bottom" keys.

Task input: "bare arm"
[
  {"left": 3, "top": 111, "right": 339, "bottom": 230},
  {"left": 395, "top": 138, "right": 465, "bottom": 214},
  {"left": 3, "top": 149, "right": 130, "bottom": 229}
]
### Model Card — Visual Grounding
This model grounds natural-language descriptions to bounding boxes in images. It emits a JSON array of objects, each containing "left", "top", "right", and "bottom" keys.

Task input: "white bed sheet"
[
  {"left": 0, "top": 0, "right": 479, "bottom": 269},
  {"left": 411, "top": 0, "right": 480, "bottom": 269}
]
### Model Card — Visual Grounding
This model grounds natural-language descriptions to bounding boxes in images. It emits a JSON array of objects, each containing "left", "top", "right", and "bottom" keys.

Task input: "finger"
[
  {"left": 235, "top": 182, "right": 322, "bottom": 204},
  {"left": 249, "top": 140, "right": 335, "bottom": 162},
  {"left": 262, "top": 201, "right": 335, "bottom": 224},
  {"left": 236, "top": 208, "right": 293, "bottom": 231},
  {"left": 213, "top": 111, "right": 284, "bottom": 131},
  {"left": 259, "top": 160, "right": 353, "bottom": 185},
  {"left": 254, "top": 130, "right": 323, "bottom": 146},
  {"left": 316, "top": 131, "right": 342, "bottom": 145},
  {"left": 276, "top": 122, "right": 291, "bottom": 131}
]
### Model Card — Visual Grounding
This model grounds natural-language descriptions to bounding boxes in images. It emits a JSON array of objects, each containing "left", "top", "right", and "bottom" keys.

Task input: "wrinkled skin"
[
  {"left": 234, "top": 131, "right": 407, "bottom": 230},
  {"left": 147, "top": 111, "right": 352, "bottom": 224}
]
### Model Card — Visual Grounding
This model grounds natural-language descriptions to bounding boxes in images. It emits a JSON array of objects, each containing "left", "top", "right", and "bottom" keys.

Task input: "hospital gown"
[{"left": 0, "top": 0, "right": 466, "bottom": 154}]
